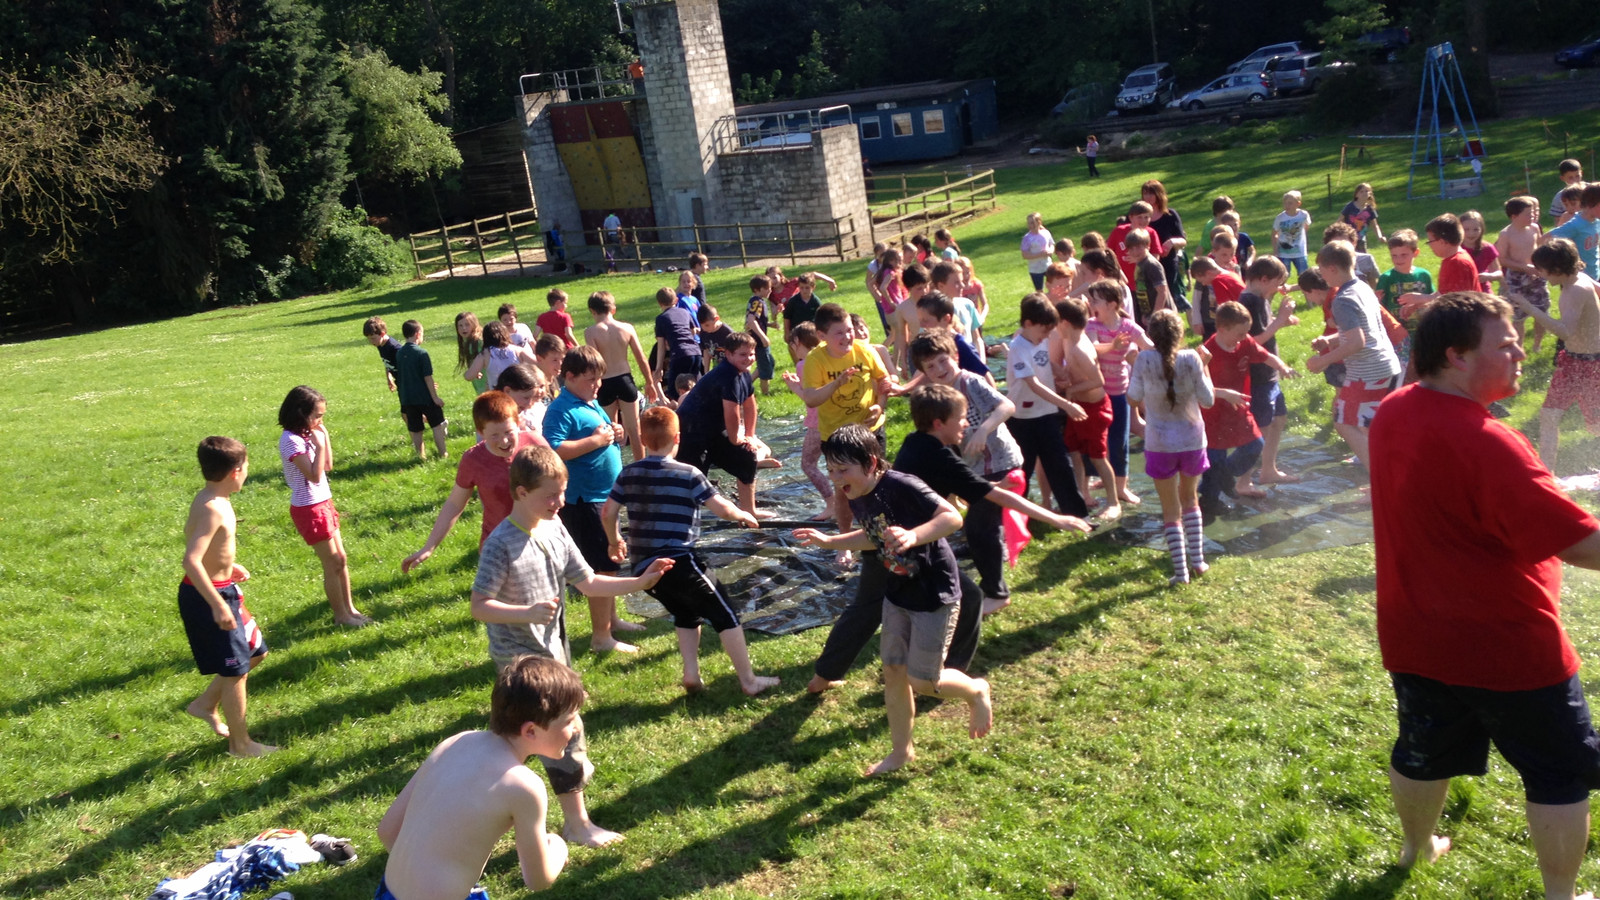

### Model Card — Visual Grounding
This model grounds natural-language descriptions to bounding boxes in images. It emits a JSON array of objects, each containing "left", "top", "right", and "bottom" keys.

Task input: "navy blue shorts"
[
  {"left": 376, "top": 875, "right": 488, "bottom": 900},
  {"left": 1390, "top": 671, "right": 1600, "bottom": 805},
  {"left": 1250, "top": 380, "right": 1287, "bottom": 428},
  {"left": 178, "top": 581, "right": 266, "bottom": 677}
]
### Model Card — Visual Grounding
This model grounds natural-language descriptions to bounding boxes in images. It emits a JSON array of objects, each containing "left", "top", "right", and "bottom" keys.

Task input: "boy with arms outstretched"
[
  {"left": 795, "top": 426, "right": 994, "bottom": 775},
  {"left": 470, "top": 446, "right": 673, "bottom": 847},
  {"left": 584, "top": 291, "right": 659, "bottom": 462},
  {"left": 376, "top": 655, "right": 581, "bottom": 899},
  {"left": 1498, "top": 196, "right": 1551, "bottom": 351},
  {"left": 603, "top": 407, "right": 780, "bottom": 696},
  {"left": 180, "top": 437, "right": 275, "bottom": 757}
]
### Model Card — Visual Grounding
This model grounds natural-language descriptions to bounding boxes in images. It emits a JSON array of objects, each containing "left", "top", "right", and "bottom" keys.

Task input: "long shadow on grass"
[
  {"left": 1323, "top": 866, "right": 1409, "bottom": 900},
  {"left": 0, "top": 656, "right": 191, "bottom": 720}
]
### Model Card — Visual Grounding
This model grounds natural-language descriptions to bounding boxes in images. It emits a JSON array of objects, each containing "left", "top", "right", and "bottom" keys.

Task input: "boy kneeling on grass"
[
  {"left": 602, "top": 406, "right": 780, "bottom": 696},
  {"left": 376, "top": 655, "right": 584, "bottom": 900},
  {"left": 795, "top": 426, "right": 993, "bottom": 776}
]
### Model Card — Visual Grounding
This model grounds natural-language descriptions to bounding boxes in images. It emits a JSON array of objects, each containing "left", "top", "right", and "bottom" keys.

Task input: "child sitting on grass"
[
  {"left": 278, "top": 385, "right": 368, "bottom": 626},
  {"left": 1510, "top": 238, "right": 1600, "bottom": 468},
  {"left": 180, "top": 436, "right": 275, "bottom": 757},
  {"left": 470, "top": 446, "right": 673, "bottom": 846},
  {"left": 376, "top": 655, "right": 582, "bottom": 898},
  {"left": 794, "top": 426, "right": 994, "bottom": 776},
  {"left": 602, "top": 407, "right": 780, "bottom": 696}
]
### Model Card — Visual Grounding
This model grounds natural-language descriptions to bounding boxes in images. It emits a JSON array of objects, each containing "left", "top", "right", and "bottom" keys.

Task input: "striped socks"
[
  {"left": 1163, "top": 522, "right": 1188, "bottom": 585},
  {"left": 1183, "top": 507, "right": 1209, "bottom": 576}
]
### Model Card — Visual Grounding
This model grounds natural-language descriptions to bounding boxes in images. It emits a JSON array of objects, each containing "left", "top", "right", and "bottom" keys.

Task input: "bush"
[
  {"left": 311, "top": 206, "right": 412, "bottom": 290},
  {"left": 1310, "top": 67, "right": 1389, "bottom": 129},
  {"left": 1040, "top": 117, "right": 1092, "bottom": 149}
]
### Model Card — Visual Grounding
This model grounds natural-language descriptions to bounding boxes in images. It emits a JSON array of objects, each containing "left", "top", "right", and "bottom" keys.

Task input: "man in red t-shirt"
[
  {"left": 1370, "top": 293, "right": 1600, "bottom": 893},
  {"left": 401, "top": 392, "right": 546, "bottom": 573}
]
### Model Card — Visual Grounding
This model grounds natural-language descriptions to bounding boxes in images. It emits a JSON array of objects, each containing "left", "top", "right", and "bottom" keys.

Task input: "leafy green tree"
[
  {"left": 791, "top": 32, "right": 838, "bottom": 99},
  {"left": 342, "top": 48, "right": 461, "bottom": 184},
  {"left": 1309, "top": 0, "right": 1389, "bottom": 57}
]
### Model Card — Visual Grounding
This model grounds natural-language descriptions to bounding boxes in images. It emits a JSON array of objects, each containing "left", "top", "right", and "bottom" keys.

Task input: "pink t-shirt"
[
  {"left": 536, "top": 310, "right": 576, "bottom": 347},
  {"left": 454, "top": 430, "right": 544, "bottom": 546},
  {"left": 1084, "top": 317, "right": 1146, "bottom": 396}
]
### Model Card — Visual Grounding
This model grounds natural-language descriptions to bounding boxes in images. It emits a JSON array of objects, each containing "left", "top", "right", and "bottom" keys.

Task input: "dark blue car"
[{"left": 1557, "top": 31, "right": 1600, "bottom": 68}]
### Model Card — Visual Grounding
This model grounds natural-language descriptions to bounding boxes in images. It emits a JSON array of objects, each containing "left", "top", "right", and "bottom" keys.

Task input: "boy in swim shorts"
[
  {"left": 584, "top": 290, "right": 658, "bottom": 462},
  {"left": 375, "top": 656, "right": 586, "bottom": 900},
  {"left": 179, "top": 437, "right": 275, "bottom": 758}
]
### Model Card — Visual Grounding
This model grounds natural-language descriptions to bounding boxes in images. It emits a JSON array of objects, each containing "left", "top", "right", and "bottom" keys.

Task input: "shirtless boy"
[
  {"left": 1054, "top": 298, "right": 1120, "bottom": 518},
  {"left": 584, "top": 291, "right": 658, "bottom": 461},
  {"left": 179, "top": 437, "right": 275, "bottom": 758},
  {"left": 1512, "top": 238, "right": 1600, "bottom": 468},
  {"left": 1499, "top": 196, "right": 1551, "bottom": 351},
  {"left": 376, "top": 656, "right": 582, "bottom": 900},
  {"left": 890, "top": 265, "right": 932, "bottom": 376}
]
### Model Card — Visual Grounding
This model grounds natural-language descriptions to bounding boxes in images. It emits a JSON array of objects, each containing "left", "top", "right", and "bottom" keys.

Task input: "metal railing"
[
  {"left": 590, "top": 214, "right": 861, "bottom": 271},
  {"left": 867, "top": 169, "right": 998, "bottom": 247},
  {"left": 518, "top": 66, "right": 637, "bottom": 103},
  {"left": 711, "top": 105, "right": 853, "bottom": 155}
]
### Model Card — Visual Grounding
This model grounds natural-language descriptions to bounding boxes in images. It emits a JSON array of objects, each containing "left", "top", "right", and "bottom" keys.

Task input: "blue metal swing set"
[{"left": 1408, "top": 42, "right": 1488, "bottom": 200}]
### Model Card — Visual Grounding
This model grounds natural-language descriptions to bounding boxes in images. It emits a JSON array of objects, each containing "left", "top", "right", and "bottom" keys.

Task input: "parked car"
[
  {"left": 1267, "top": 52, "right": 1352, "bottom": 94},
  {"left": 1175, "top": 71, "right": 1274, "bottom": 110},
  {"left": 1115, "top": 63, "right": 1177, "bottom": 113},
  {"left": 1050, "top": 82, "right": 1115, "bottom": 120},
  {"left": 1354, "top": 26, "right": 1412, "bottom": 61},
  {"left": 1556, "top": 31, "right": 1600, "bottom": 68},
  {"left": 1226, "top": 42, "right": 1304, "bottom": 74}
]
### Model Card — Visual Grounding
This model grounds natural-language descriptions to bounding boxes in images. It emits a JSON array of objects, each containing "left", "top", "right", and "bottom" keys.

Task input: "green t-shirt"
[
  {"left": 396, "top": 342, "right": 435, "bottom": 406},
  {"left": 1375, "top": 267, "right": 1433, "bottom": 319}
]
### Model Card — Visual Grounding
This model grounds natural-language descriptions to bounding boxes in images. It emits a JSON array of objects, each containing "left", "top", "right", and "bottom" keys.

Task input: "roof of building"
[{"left": 734, "top": 79, "right": 993, "bottom": 118}]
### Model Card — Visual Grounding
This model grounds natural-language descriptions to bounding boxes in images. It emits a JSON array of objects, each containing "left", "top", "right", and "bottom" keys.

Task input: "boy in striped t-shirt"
[
  {"left": 602, "top": 407, "right": 780, "bottom": 696},
  {"left": 1306, "top": 240, "right": 1401, "bottom": 476}
]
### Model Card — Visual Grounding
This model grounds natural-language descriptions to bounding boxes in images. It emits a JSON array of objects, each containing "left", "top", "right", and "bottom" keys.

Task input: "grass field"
[{"left": 5, "top": 110, "right": 1600, "bottom": 900}]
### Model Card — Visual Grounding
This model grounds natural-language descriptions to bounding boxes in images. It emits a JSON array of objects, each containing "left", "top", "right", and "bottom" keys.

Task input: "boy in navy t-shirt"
[{"left": 674, "top": 332, "right": 773, "bottom": 518}]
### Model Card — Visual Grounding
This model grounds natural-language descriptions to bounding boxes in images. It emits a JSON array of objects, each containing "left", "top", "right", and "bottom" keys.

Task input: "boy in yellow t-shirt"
[{"left": 792, "top": 302, "right": 897, "bottom": 564}]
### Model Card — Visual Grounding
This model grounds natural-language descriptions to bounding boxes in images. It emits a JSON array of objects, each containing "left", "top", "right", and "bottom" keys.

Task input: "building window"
[
  {"left": 860, "top": 117, "right": 881, "bottom": 140},
  {"left": 922, "top": 109, "right": 946, "bottom": 134},
  {"left": 891, "top": 113, "right": 913, "bottom": 137}
]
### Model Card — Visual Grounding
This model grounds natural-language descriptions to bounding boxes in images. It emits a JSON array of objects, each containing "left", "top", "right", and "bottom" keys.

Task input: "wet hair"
[
  {"left": 588, "top": 291, "right": 616, "bottom": 313},
  {"left": 472, "top": 390, "right": 520, "bottom": 432},
  {"left": 1019, "top": 292, "right": 1059, "bottom": 327},
  {"left": 656, "top": 287, "right": 678, "bottom": 307},
  {"left": 797, "top": 272, "right": 817, "bottom": 287},
  {"left": 909, "top": 330, "right": 959, "bottom": 370},
  {"left": 697, "top": 303, "right": 718, "bottom": 325},
  {"left": 789, "top": 320, "right": 822, "bottom": 350},
  {"left": 1322, "top": 221, "right": 1358, "bottom": 245},
  {"left": 909, "top": 383, "right": 966, "bottom": 433},
  {"left": 930, "top": 260, "right": 962, "bottom": 287},
  {"left": 1245, "top": 255, "right": 1289, "bottom": 283},
  {"left": 278, "top": 385, "right": 325, "bottom": 433},
  {"left": 499, "top": 303, "right": 519, "bottom": 318},
  {"left": 1388, "top": 229, "right": 1420, "bottom": 251},
  {"left": 1189, "top": 256, "right": 1221, "bottom": 277},
  {"left": 1079, "top": 249, "right": 1124, "bottom": 284},
  {"left": 674, "top": 372, "right": 698, "bottom": 393},
  {"left": 1081, "top": 231, "right": 1105, "bottom": 251},
  {"left": 750, "top": 274, "right": 771, "bottom": 292},
  {"left": 1214, "top": 300, "right": 1252, "bottom": 329},
  {"left": 197, "top": 436, "right": 248, "bottom": 482},
  {"left": 1127, "top": 200, "right": 1153, "bottom": 219},
  {"left": 1141, "top": 180, "right": 1169, "bottom": 216},
  {"left": 917, "top": 290, "right": 956, "bottom": 320},
  {"left": 902, "top": 264, "right": 930, "bottom": 290},
  {"left": 1083, "top": 279, "right": 1124, "bottom": 308},
  {"left": 1505, "top": 196, "right": 1537, "bottom": 219},
  {"left": 455, "top": 311, "right": 483, "bottom": 370},
  {"left": 561, "top": 345, "right": 605, "bottom": 378},
  {"left": 1532, "top": 238, "right": 1582, "bottom": 277},
  {"left": 813, "top": 302, "right": 849, "bottom": 334},
  {"left": 1425, "top": 213, "right": 1463, "bottom": 246},
  {"left": 1056, "top": 297, "right": 1088, "bottom": 329},
  {"left": 1147, "top": 309, "right": 1184, "bottom": 408},
  {"left": 820, "top": 424, "right": 885, "bottom": 474},
  {"left": 489, "top": 655, "right": 586, "bottom": 736},
  {"left": 1582, "top": 184, "right": 1600, "bottom": 208},
  {"left": 849, "top": 312, "right": 870, "bottom": 336},
  {"left": 534, "top": 333, "right": 565, "bottom": 359},
  {"left": 1412, "top": 292, "right": 1512, "bottom": 378},
  {"left": 495, "top": 363, "right": 540, "bottom": 392},
  {"left": 1560, "top": 158, "right": 1583, "bottom": 175},
  {"left": 1298, "top": 270, "right": 1330, "bottom": 293},
  {"left": 640, "top": 406, "right": 678, "bottom": 451},
  {"left": 1316, "top": 240, "right": 1357, "bottom": 272},
  {"left": 508, "top": 445, "right": 566, "bottom": 495},
  {"left": 362, "top": 316, "right": 388, "bottom": 337},
  {"left": 721, "top": 331, "right": 756, "bottom": 354},
  {"left": 1123, "top": 228, "right": 1150, "bottom": 249},
  {"left": 545, "top": 289, "right": 567, "bottom": 308},
  {"left": 482, "top": 319, "right": 510, "bottom": 349},
  {"left": 402, "top": 319, "right": 422, "bottom": 340},
  {"left": 1211, "top": 195, "right": 1235, "bottom": 217},
  {"left": 1044, "top": 262, "right": 1073, "bottom": 283}
]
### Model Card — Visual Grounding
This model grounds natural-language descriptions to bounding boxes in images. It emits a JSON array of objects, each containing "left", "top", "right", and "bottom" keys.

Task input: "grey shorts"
[{"left": 880, "top": 600, "right": 958, "bottom": 682}]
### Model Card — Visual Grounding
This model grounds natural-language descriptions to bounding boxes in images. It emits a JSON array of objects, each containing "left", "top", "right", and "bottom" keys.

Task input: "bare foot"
[
  {"left": 187, "top": 700, "right": 229, "bottom": 737},
  {"left": 1397, "top": 834, "right": 1451, "bottom": 868},
  {"left": 810, "top": 509, "right": 834, "bottom": 522},
  {"left": 1257, "top": 470, "right": 1301, "bottom": 484},
  {"left": 335, "top": 615, "right": 370, "bottom": 628},
  {"left": 1118, "top": 489, "right": 1142, "bottom": 506},
  {"left": 835, "top": 550, "right": 855, "bottom": 568},
  {"left": 741, "top": 675, "right": 781, "bottom": 695},
  {"left": 866, "top": 749, "right": 914, "bottom": 777},
  {"left": 228, "top": 740, "right": 279, "bottom": 758},
  {"left": 982, "top": 596, "right": 1011, "bottom": 616},
  {"left": 562, "top": 821, "right": 624, "bottom": 848},
  {"left": 968, "top": 679, "right": 994, "bottom": 738},
  {"left": 681, "top": 678, "right": 705, "bottom": 694},
  {"left": 806, "top": 675, "right": 843, "bottom": 694},
  {"left": 1095, "top": 503, "right": 1122, "bottom": 521},
  {"left": 591, "top": 638, "right": 639, "bottom": 653},
  {"left": 612, "top": 618, "right": 647, "bottom": 633},
  {"left": 756, "top": 458, "right": 783, "bottom": 469},
  {"left": 753, "top": 508, "right": 780, "bottom": 520}
]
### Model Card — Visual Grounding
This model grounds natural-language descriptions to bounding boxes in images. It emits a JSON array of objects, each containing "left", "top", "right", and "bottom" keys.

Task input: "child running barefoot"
[
  {"left": 278, "top": 386, "right": 368, "bottom": 626},
  {"left": 1127, "top": 310, "right": 1216, "bottom": 586},
  {"left": 603, "top": 407, "right": 780, "bottom": 696},
  {"left": 1510, "top": 238, "right": 1600, "bottom": 468},
  {"left": 782, "top": 323, "right": 835, "bottom": 521},
  {"left": 794, "top": 426, "right": 994, "bottom": 775}
]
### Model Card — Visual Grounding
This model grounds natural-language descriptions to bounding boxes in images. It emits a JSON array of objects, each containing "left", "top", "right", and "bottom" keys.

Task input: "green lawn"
[{"left": 4, "top": 110, "right": 1600, "bottom": 900}]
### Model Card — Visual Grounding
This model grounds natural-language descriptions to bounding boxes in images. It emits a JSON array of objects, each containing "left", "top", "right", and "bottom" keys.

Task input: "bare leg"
[
  {"left": 220, "top": 672, "right": 277, "bottom": 757},
  {"left": 313, "top": 532, "right": 366, "bottom": 625},
  {"left": 1388, "top": 767, "right": 1452, "bottom": 867},
  {"left": 589, "top": 595, "right": 638, "bottom": 652},
  {"left": 1528, "top": 800, "right": 1592, "bottom": 900},
  {"left": 868, "top": 664, "right": 916, "bottom": 776},
  {"left": 1074, "top": 453, "right": 1095, "bottom": 510},
  {"left": 737, "top": 479, "right": 774, "bottom": 519},
  {"left": 557, "top": 791, "right": 623, "bottom": 847},
  {"left": 1116, "top": 475, "right": 1141, "bottom": 505},
  {"left": 677, "top": 626, "right": 703, "bottom": 692},
  {"left": 188, "top": 676, "right": 230, "bottom": 736},
  {"left": 1257, "top": 418, "right": 1297, "bottom": 483},
  {"left": 431, "top": 423, "right": 448, "bottom": 459},
  {"left": 1540, "top": 406, "right": 1565, "bottom": 469},
  {"left": 1333, "top": 423, "right": 1373, "bottom": 475},
  {"left": 910, "top": 671, "right": 993, "bottom": 739},
  {"left": 717, "top": 627, "right": 779, "bottom": 695},
  {"left": 1035, "top": 459, "right": 1053, "bottom": 510},
  {"left": 1091, "top": 456, "right": 1121, "bottom": 519},
  {"left": 613, "top": 399, "right": 644, "bottom": 463},
  {"left": 409, "top": 429, "right": 425, "bottom": 458}
]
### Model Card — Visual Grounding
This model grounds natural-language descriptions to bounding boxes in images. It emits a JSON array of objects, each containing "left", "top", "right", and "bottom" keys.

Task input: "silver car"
[
  {"left": 1267, "top": 52, "right": 1351, "bottom": 94},
  {"left": 1176, "top": 72, "right": 1274, "bottom": 111}
]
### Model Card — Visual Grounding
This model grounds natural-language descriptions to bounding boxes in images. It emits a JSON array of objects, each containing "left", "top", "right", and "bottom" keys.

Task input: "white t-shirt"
[
  {"left": 279, "top": 431, "right": 332, "bottom": 507},
  {"left": 1273, "top": 209, "right": 1311, "bottom": 258},
  {"left": 1006, "top": 333, "right": 1056, "bottom": 419},
  {"left": 1022, "top": 229, "right": 1055, "bottom": 275},
  {"left": 509, "top": 322, "right": 535, "bottom": 347}
]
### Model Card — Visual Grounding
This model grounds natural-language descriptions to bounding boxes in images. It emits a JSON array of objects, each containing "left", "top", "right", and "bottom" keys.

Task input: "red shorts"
[
  {"left": 290, "top": 499, "right": 340, "bottom": 545},
  {"left": 1544, "top": 351, "right": 1600, "bottom": 427},
  {"left": 1062, "top": 394, "right": 1114, "bottom": 459},
  {"left": 1335, "top": 376, "right": 1398, "bottom": 428}
]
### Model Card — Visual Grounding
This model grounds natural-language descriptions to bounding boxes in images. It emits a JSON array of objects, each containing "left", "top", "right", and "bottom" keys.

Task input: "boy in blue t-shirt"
[
  {"left": 602, "top": 407, "right": 779, "bottom": 696},
  {"left": 542, "top": 346, "right": 644, "bottom": 653},
  {"left": 674, "top": 332, "right": 774, "bottom": 517}
]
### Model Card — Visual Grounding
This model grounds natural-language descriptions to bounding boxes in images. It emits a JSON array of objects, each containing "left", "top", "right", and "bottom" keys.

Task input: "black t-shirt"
[
  {"left": 847, "top": 470, "right": 961, "bottom": 612},
  {"left": 676, "top": 359, "right": 752, "bottom": 437},
  {"left": 655, "top": 307, "right": 701, "bottom": 359},
  {"left": 783, "top": 294, "right": 821, "bottom": 328},
  {"left": 893, "top": 431, "right": 994, "bottom": 506},
  {"left": 1237, "top": 290, "right": 1278, "bottom": 385},
  {"left": 703, "top": 323, "right": 736, "bottom": 363},
  {"left": 376, "top": 336, "right": 402, "bottom": 375},
  {"left": 1150, "top": 209, "right": 1186, "bottom": 282}
]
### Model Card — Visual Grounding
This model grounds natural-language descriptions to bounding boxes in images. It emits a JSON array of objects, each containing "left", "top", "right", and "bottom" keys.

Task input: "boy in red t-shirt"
[
  {"left": 1198, "top": 302, "right": 1295, "bottom": 523},
  {"left": 1189, "top": 256, "right": 1244, "bottom": 337},
  {"left": 535, "top": 289, "right": 578, "bottom": 348},
  {"left": 1108, "top": 201, "right": 1163, "bottom": 287},
  {"left": 1398, "top": 214, "right": 1480, "bottom": 318}
]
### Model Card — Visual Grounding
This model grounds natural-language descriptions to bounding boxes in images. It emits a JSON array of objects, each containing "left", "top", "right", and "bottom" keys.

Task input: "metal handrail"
[
  {"left": 518, "top": 67, "right": 637, "bottom": 102},
  {"left": 711, "top": 104, "right": 854, "bottom": 154}
]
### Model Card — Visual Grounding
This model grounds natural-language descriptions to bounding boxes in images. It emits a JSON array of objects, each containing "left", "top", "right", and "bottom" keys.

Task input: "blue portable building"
[{"left": 734, "top": 78, "right": 999, "bottom": 165}]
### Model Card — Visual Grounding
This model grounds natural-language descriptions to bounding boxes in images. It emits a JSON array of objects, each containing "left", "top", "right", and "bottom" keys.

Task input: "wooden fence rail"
[
  {"left": 867, "top": 169, "right": 998, "bottom": 248},
  {"left": 407, "top": 207, "right": 542, "bottom": 277}
]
